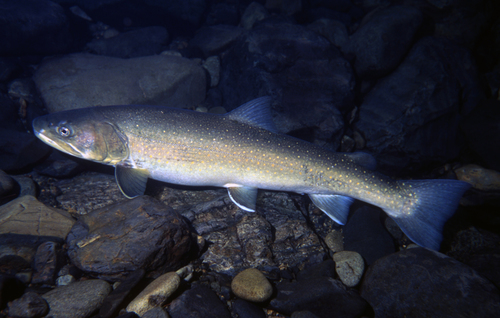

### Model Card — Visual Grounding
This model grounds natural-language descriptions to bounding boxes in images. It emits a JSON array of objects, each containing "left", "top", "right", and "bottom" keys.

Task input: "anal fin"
[
  {"left": 227, "top": 186, "right": 258, "bottom": 212},
  {"left": 115, "top": 165, "right": 149, "bottom": 198},
  {"left": 309, "top": 194, "right": 354, "bottom": 225}
]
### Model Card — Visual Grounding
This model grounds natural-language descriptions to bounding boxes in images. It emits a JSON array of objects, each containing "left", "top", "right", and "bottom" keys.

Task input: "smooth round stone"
[
  {"left": 42, "top": 279, "right": 112, "bottom": 318},
  {"left": 0, "top": 170, "right": 15, "bottom": 197},
  {"left": 126, "top": 272, "right": 180, "bottom": 316},
  {"left": 324, "top": 230, "right": 344, "bottom": 253},
  {"left": 8, "top": 292, "right": 48, "bottom": 318},
  {"left": 231, "top": 268, "right": 273, "bottom": 302},
  {"left": 333, "top": 251, "right": 365, "bottom": 287}
]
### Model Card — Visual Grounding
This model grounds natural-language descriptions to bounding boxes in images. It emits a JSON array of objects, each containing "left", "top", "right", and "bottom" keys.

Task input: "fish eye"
[{"left": 58, "top": 126, "right": 72, "bottom": 137}]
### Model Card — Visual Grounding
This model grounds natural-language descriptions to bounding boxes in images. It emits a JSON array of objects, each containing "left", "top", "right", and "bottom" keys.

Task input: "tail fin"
[{"left": 388, "top": 179, "right": 471, "bottom": 250}]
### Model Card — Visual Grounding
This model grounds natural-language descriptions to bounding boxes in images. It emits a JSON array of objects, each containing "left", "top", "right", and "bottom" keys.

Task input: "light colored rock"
[
  {"left": 127, "top": 272, "right": 181, "bottom": 316},
  {"left": 333, "top": 251, "right": 365, "bottom": 287},
  {"left": 455, "top": 164, "right": 500, "bottom": 191},
  {"left": 231, "top": 268, "right": 273, "bottom": 302},
  {"left": 33, "top": 53, "right": 206, "bottom": 113},
  {"left": 0, "top": 195, "right": 75, "bottom": 239},
  {"left": 42, "top": 279, "right": 112, "bottom": 318}
]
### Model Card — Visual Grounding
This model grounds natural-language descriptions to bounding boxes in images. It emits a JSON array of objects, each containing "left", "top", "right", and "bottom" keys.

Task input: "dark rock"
[
  {"left": 269, "top": 275, "right": 367, "bottom": 318},
  {"left": 86, "top": 26, "right": 169, "bottom": 58},
  {"left": 296, "top": 260, "right": 336, "bottom": 281},
  {"left": 240, "top": 2, "right": 270, "bottom": 30},
  {"left": 307, "top": 18, "right": 349, "bottom": 51},
  {"left": 55, "top": 172, "right": 128, "bottom": 215},
  {"left": 343, "top": 206, "right": 396, "bottom": 265},
  {"left": 461, "top": 99, "right": 500, "bottom": 171},
  {"left": 236, "top": 214, "right": 274, "bottom": 268},
  {"left": 0, "top": 234, "right": 64, "bottom": 278},
  {"left": 0, "top": 129, "right": 50, "bottom": 172},
  {"left": 32, "top": 241, "right": 60, "bottom": 285},
  {"left": 291, "top": 311, "right": 321, "bottom": 318},
  {"left": 189, "top": 25, "right": 244, "bottom": 58},
  {"left": 145, "top": 0, "right": 206, "bottom": 27},
  {"left": 302, "top": 7, "right": 353, "bottom": 26},
  {"left": 0, "top": 274, "right": 25, "bottom": 309},
  {"left": 99, "top": 269, "right": 145, "bottom": 318},
  {"left": 346, "top": 5, "right": 423, "bottom": 79},
  {"left": 42, "top": 279, "right": 112, "bottom": 318},
  {"left": 232, "top": 299, "right": 266, "bottom": 318},
  {"left": 34, "top": 152, "right": 82, "bottom": 178},
  {"left": 193, "top": 192, "right": 327, "bottom": 275},
  {"left": 465, "top": 251, "right": 500, "bottom": 289},
  {"left": 0, "top": 57, "right": 18, "bottom": 82},
  {"left": 0, "top": 0, "right": 70, "bottom": 56},
  {"left": 219, "top": 20, "right": 354, "bottom": 148},
  {"left": 309, "top": 0, "right": 353, "bottom": 12},
  {"left": 7, "top": 292, "right": 48, "bottom": 318},
  {"left": 353, "top": 36, "right": 482, "bottom": 174},
  {"left": 0, "top": 255, "right": 31, "bottom": 277},
  {"left": 206, "top": 3, "right": 239, "bottom": 26},
  {"left": 168, "top": 284, "right": 231, "bottom": 318},
  {"left": 361, "top": 247, "right": 500, "bottom": 317},
  {"left": 115, "top": 313, "right": 139, "bottom": 318},
  {"left": 0, "top": 170, "right": 15, "bottom": 198},
  {"left": 11, "top": 176, "right": 36, "bottom": 197},
  {"left": 66, "top": 196, "right": 193, "bottom": 280},
  {"left": 142, "top": 307, "right": 170, "bottom": 318},
  {"left": 420, "top": 0, "right": 496, "bottom": 49},
  {"left": 0, "top": 94, "right": 18, "bottom": 130}
]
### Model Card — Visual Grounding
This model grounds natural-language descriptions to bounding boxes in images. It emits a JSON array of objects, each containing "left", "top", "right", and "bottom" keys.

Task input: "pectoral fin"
[
  {"left": 115, "top": 165, "right": 149, "bottom": 198},
  {"left": 309, "top": 194, "right": 354, "bottom": 225},
  {"left": 227, "top": 186, "right": 258, "bottom": 212}
]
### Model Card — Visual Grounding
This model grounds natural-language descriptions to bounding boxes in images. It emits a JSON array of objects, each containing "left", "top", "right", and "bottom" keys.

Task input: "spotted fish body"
[{"left": 33, "top": 97, "right": 470, "bottom": 250}]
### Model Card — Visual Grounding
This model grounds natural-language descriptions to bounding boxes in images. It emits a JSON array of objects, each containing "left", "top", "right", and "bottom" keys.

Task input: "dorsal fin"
[{"left": 225, "top": 96, "right": 279, "bottom": 133}]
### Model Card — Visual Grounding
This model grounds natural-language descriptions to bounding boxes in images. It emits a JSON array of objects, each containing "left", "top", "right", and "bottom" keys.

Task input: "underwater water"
[{"left": 0, "top": 0, "right": 500, "bottom": 317}]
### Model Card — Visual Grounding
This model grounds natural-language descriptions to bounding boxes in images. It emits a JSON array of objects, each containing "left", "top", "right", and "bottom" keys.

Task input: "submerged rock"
[
  {"left": 86, "top": 26, "right": 168, "bottom": 58},
  {"left": 354, "top": 36, "right": 481, "bottom": 174},
  {"left": 219, "top": 19, "right": 354, "bottom": 148},
  {"left": 168, "top": 284, "right": 231, "bottom": 318},
  {"left": 0, "top": 195, "right": 75, "bottom": 239},
  {"left": 231, "top": 268, "right": 273, "bottom": 302},
  {"left": 33, "top": 53, "right": 206, "bottom": 113},
  {"left": 269, "top": 261, "right": 367, "bottom": 318},
  {"left": 66, "top": 196, "right": 193, "bottom": 280},
  {"left": 7, "top": 291, "right": 49, "bottom": 318},
  {"left": 0, "top": 0, "right": 70, "bottom": 56},
  {"left": 346, "top": 5, "right": 423, "bottom": 79},
  {"left": 42, "top": 279, "right": 112, "bottom": 318},
  {"left": 126, "top": 272, "right": 180, "bottom": 316},
  {"left": 361, "top": 247, "right": 500, "bottom": 317}
]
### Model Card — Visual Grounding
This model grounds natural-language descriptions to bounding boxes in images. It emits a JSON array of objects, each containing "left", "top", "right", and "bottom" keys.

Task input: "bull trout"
[{"left": 32, "top": 97, "right": 470, "bottom": 250}]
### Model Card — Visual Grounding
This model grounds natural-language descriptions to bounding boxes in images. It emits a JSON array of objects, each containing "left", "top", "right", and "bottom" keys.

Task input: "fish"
[{"left": 32, "top": 97, "right": 471, "bottom": 250}]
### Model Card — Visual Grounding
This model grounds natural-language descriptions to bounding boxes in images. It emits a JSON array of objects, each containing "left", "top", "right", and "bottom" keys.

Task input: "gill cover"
[{"left": 96, "top": 122, "right": 129, "bottom": 165}]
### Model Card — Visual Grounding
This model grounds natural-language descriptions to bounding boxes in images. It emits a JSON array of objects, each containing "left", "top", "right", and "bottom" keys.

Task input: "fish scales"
[
  {"left": 33, "top": 97, "right": 471, "bottom": 250},
  {"left": 121, "top": 106, "right": 404, "bottom": 211}
]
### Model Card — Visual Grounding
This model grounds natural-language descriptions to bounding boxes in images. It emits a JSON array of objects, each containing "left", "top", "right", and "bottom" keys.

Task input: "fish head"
[{"left": 32, "top": 108, "right": 128, "bottom": 165}]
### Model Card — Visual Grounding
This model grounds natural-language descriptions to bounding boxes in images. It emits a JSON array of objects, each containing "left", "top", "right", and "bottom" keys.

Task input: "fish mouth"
[{"left": 33, "top": 119, "right": 85, "bottom": 158}]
